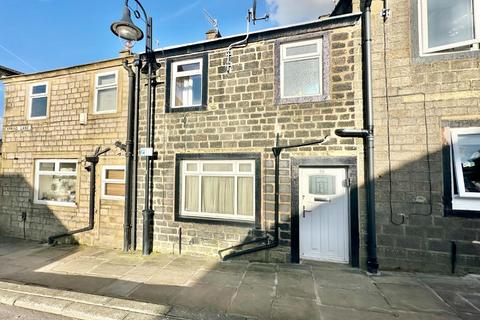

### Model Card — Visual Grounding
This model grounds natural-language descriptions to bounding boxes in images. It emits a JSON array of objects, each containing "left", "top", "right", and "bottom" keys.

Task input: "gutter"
[{"left": 335, "top": 0, "right": 379, "bottom": 274}]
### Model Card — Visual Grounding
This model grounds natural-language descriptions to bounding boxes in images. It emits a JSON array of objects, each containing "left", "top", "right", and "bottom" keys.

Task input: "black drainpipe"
[
  {"left": 48, "top": 147, "right": 110, "bottom": 245},
  {"left": 335, "top": 0, "right": 379, "bottom": 274},
  {"left": 219, "top": 135, "right": 328, "bottom": 260},
  {"left": 121, "top": 59, "right": 136, "bottom": 252}
]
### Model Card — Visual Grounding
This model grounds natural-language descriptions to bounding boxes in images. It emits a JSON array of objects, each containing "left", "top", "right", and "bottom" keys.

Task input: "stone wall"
[
  {"left": 370, "top": 0, "right": 480, "bottom": 274},
  {"left": 0, "top": 58, "right": 130, "bottom": 248},
  {"left": 135, "top": 23, "right": 364, "bottom": 263}
]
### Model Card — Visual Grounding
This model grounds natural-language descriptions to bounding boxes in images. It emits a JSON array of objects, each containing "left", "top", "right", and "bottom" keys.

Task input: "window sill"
[
  {"left": 444, "top": 208, "right": 480, "bottom": 219},
  {"left": 175, "top": 214, "right": 255, "bottom": 227},
  {"left": 166, "top": 105, "right": 207, "bottom": 113},
  {"left": 276, "top": 94, "right": 328, "bottom": 105},
  {"left": 33, "top": 202, "right": 77, "bottom": 209}
]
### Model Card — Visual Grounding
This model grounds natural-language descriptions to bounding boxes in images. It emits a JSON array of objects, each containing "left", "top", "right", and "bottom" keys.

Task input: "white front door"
[{"left": 299, "top": 167, "right": 349, "bottom": 263}]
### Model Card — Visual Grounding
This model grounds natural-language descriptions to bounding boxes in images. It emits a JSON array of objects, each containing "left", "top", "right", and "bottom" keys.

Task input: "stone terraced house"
[{"left": 1, "top": 0, "right": 480, "bottom": 275}]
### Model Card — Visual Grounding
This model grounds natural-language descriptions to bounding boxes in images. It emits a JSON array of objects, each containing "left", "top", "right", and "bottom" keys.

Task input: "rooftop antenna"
[
  {"left": 203, "top": 9, "right": 219, "bottom": 34},
  {"left": 225, "top": 0, "right": 269, "bottom": 73}
]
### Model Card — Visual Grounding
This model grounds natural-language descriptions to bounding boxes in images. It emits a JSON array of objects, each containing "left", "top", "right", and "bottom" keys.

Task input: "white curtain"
[
  {"left": 201, "top": 176, "right": 234, "bottom": 214},
  {"left": 237, "top": 177, "right": 253, "bottom": 216},
  {"left": 184, "top": 176, "right": 199, "bottom": 211}
]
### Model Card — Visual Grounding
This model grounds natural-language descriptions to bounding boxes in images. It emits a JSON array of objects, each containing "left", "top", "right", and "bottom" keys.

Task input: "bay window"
[
  {"left": 177, "top": 157, "right": 258, "bottom": 222},
  {"left": 34, "top": 159, "right": 77, "bottom": 206},
  {"left": 450, "top": 128, "right": 480, "bottom": 211},
  {"left": 419, "top": 0, "right": 480, "bottom": 55}
]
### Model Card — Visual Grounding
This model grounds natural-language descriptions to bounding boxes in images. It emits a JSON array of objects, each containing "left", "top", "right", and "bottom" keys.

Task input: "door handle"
[
  {"left": 314, "top": 197, "right": 331, "bottom": 202},
  {"left": 302, "top": 205, "right": 311, "bottom": 218}
]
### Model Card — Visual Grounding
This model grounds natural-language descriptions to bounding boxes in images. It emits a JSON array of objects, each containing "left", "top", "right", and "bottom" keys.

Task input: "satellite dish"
[{"left": 252, "top": 0, "right": 257, "bottom": 20}]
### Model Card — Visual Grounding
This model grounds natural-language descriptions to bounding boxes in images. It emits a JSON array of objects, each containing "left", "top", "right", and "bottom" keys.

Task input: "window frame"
[
  {"left": 93, "top": 70, "right": 118, "bottom": 114},
  {"left": 101, "top": 165, "right": 126, "bottom": 200},
  {"left": 280, "top": 38, "right": 323, "bottom": 99},
  {"left": 171, "top": 58, "right": 204, "bottom": 109},
  {"left": 418, "top": 0, "right": 480, "bottom": 55},
  {"left": 175, "top": 153, "right": 261, "bottom": 226},
  {"left": 34, "top": 159, "right": 78, "bottom": 207},
  {"left": 28, "top": 82, "right": 48, "bottom": 120}
]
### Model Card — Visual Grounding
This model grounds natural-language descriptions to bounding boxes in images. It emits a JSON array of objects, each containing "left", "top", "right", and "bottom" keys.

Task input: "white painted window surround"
[
  {"left": 101, "top": 165, "right": 125, "bottom": 200},
  {"left": 450, "top": 127, "right": 480, "bottom": 211},
  {"left": 180, "top": 159, "right": 255, "bottom": 221},
  {"left": 419, "top": 0, "right": 480, "bottom": 55}
]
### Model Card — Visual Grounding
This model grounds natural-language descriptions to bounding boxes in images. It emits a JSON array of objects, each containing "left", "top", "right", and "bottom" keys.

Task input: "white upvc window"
[
  {"left": 180, "top": 159, "right": 256, "bottom": 221},
  {"left": 101, "top": 165, "right": 126, "bottom": 200},
  {"left": 450, "top": 127, "right": 480, "bottom": 211},
  {"left": 280, "top": 38, "right": 322, "bottom": 99},
  {"left": 29, "top": 82, "right": 48, "bottom": 119},
  {"left": 419, "top": 0, "right": 480, "bottom": 55},
  {"left": 34, "top": 159, "right": 77, "bottom": 206},
  {"left": 94, "top": 71, "right": 118, "bottom": 114},
  {"left": 171, "top": 58, "right": 203, "bottom": 108}
]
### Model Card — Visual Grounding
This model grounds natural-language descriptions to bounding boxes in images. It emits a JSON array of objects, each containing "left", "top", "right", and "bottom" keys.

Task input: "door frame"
[{"left": 291, "top": 156, "right": 359, "bottom": 267}]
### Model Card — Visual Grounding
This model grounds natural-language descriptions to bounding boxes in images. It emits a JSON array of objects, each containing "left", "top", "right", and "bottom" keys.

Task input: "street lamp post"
[{"left": 111, "top": 0, "right": 155, "bottom": 256}]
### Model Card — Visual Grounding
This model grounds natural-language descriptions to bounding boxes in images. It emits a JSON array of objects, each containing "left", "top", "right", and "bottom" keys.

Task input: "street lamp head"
[{"left": 111, "top": 6, "right": 144, "bottom": 42}]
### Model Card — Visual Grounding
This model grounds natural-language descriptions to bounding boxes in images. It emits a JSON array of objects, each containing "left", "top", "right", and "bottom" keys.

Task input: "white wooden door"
[{"left": 299, "top": 167, "right": 349, "bottom": 263}]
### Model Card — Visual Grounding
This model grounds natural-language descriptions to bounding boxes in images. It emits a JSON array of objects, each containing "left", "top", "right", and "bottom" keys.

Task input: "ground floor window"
[
  {"left": 450, "top": 127, "right": 480, "bottom": 211},
  {"left": 34, "top": 159, "right": 77, "bottom": 206},
  {"left": 102, "top": 165, "right": 125, "bottom": 200},
  {"left": 177, "top": 155, "right": 259, "bottom": 223}
]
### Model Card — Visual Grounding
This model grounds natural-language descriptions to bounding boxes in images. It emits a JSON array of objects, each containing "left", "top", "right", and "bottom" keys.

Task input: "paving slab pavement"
[{"left": 0, "top": 237, "right": 479, "bottom": 319}]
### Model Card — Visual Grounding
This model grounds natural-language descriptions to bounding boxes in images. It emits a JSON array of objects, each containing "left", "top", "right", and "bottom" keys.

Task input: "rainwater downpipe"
[
  {"left": 48, "top": 147, "right": 110, "bottom": 245},
  {"left": 122, "top": 59, "right": 136, "bottom": 252},
  {"left": 131, "top": 58, "right": 142, "bottom": 251},
  {"left": 335, "top": 0, "right": 379, "bottom": 274}
]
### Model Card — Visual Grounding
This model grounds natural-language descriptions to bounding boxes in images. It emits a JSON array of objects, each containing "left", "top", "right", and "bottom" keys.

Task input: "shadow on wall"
[{"left": 375, "top": 144, "right": 480, "bottom": 275}]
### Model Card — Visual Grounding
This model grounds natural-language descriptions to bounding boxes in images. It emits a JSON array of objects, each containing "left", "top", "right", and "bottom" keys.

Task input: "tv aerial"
[
  {"left": 203, "top": 9, "right": 219, "bottom": 34},
  {"left": 224, "top": 0, "right": 269, "bottom": 73}
]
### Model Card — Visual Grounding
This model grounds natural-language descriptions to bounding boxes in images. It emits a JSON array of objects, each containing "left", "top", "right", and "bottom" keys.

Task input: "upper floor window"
[
  {"left": 94, "top": 71, "right": 117, "bottom": 114},
  {"left": 450, "top": 127, "right": 480, "bottom": 211},
  {"left": 419, "top": 0, "right": 480, "bottom": 55},
  {"left": 165, "top": 54, "right": 208, "bottom": 113},
  {"left": 34, "top": 159, "right": 77, "bottom": 206},
  {"left": 29, "top": 82, "right": 48, "bottom": 119},
  {"left": 172, "top": 58, "right": 203, "bottom": 108},
  {"left": 280, "top": 39, "right": 322, "bottom": 99},
  {"left": 101, "top": 165, "right": 126, "bottom": 200}
]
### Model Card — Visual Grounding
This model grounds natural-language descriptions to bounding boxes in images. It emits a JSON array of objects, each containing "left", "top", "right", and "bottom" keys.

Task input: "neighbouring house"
[
  {"left": 0, "top": 55, "right": 132, "bottom": 247},
  {"left": 1, "top": 0, "right": 479, "bottom": 275},
  {"left": 0, "top": 65, "right": 22, "bottom": 78}
]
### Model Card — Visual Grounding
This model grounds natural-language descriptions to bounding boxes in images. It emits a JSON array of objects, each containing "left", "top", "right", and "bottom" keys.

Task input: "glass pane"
[
  {"left": 456, "top": 133, "right": 480, "bottom": 193},
  {"left": 186, "top": 163, "right": 197, "bottom": 171},
  {"left": 31, "top": 97, "right": 47, "bottom": 117},
  {"left": 105, "top": 183, "right": 125, "bottom": 197},
  {"left": 239, "top": 163, "right": 252, "bottom": 172},
  {"left": 238, "top": 177, "right": 254, "bottom": 216},
  {"left": 32, "top": 84, "right": 46, "bottom": 95},
  {"left": 98, "top": 73, "right": 116, "bottom": 86},
  {"left": 427, "top": 0, "right": 474, "bottom": 49},
  {"left": 106, "top": 169, "right": 124, "bottom": 180},
  {"left": 174, "top": 75, "right": 202, "bottom": 107},
  {"left": 97, "top": 88, "right": 117, "bottom": 112},
  {"left": 203, "top": 163, "right": 233, "bottom": 172},
  {"left": 283, "top": 58, "right": 320, "bottom": 97},
  {"left": 184, "top": 176, "right": 199, "bottom": 211},
  {"left": 309, "top": 175, "right": 336, "bottom": 195},
  {"left": 177, "top": 62, "right": 200, "bottom": 72},
  {"left": 285, "top": 43, "right": 318, "bottom": 57},
  {"left": 38, "top": 175, "right": 76, "bottom": 203},
  {"left": 201, "top": 176, "right": 234, "bottom": 214},
  {"left": 39, "top": 162, "right": 55, "bottom": 171},
  {"left": 59, "top": 162, "right": 76, "bottom": 172}
]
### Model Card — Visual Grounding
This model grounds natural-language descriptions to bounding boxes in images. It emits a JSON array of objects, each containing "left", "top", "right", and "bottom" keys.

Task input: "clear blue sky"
[{"left": 0, "top": 0, "right": 335, "bottom": 132}]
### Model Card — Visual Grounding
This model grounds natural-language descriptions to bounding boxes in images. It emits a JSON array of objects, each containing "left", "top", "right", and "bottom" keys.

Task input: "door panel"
[{"left": 299, "top": 167, "right": 349, "bottom": 263}]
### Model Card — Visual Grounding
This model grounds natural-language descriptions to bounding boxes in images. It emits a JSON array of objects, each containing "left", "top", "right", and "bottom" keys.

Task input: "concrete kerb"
[{"left": 0, "top": 280, "right": 171, "bottom": 320}]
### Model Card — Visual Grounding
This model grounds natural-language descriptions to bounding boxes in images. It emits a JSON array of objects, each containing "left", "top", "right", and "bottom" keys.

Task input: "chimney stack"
[
  {"left": 119, "top": 41, "right": 133, "bottom": 57},
  {"left": 206, "top": 29, "right": 221, "bottom": 40}
]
